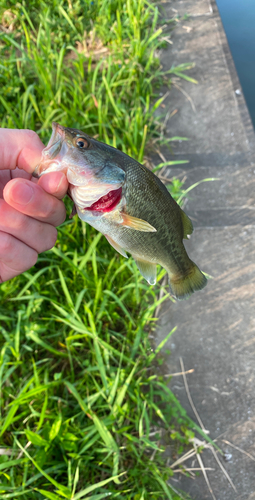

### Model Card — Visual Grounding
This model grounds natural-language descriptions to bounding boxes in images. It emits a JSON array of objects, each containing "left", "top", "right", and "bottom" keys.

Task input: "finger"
[
  {"left": 0, "top": 129, "right": 44, "bottom": 174},
  {"left": 0, "top": 199, "right": 58, "bottom": 253},
  {"left": 0, "top": 230, "right": 38, "bottom": 283},
  {"left": 0, "top": 170, "right": 11, "bottom": 198},
  {"left": 3, "top": 178, "right": 66, "bottom": 227},
  {"left": 11, "top": 167, "right": 32, "bottom": 180},
  {"left": 1, "top": 167, "right": 32, "bottom": 199},
  {"left": 38, "top": 172, "right": 69, "bottom": 200}
]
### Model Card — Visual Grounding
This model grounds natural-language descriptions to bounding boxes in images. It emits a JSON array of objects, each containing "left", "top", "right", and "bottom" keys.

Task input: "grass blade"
[{"left": 72, "top": 473, "right": 125, "bottom": 500}]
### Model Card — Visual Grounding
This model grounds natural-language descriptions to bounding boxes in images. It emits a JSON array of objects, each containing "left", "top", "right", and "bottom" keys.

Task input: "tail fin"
[{"left": 169, "top": 262, "right": 207, "bottom": 300}]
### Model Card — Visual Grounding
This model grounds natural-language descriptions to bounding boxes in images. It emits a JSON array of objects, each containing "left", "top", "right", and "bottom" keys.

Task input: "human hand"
[{"left": 0, "top": 128, "right": 69, "bottom": 283}]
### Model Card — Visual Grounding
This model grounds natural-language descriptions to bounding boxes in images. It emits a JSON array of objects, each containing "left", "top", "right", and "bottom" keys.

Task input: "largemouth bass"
[{"left": 34, "top": 122, "right": 207, "bottom": 299}]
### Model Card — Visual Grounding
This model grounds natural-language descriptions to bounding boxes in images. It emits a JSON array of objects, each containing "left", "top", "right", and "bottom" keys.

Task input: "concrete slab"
[
  {"left": 159, "top": 227, "right": 255, "bottom": 499},
  {"left": 158, "top": 0, "right": 255, "bottom": 156},
  {"left": 163, "top": 163, "right": 255, "bottom": 226},
  {"left": 155, "top": 1, "right": 255, "bottom": 498}
]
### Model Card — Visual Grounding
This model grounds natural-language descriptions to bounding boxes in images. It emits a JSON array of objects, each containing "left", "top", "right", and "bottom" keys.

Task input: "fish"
[{"left": 34, "top": 122, "right": 207, "bottom": 299}]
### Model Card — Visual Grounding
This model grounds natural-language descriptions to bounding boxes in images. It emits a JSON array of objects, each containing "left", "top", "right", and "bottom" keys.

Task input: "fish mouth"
[
  {"left": 33, "top": 122, "right": 68, "bottom": 177},
  {"left": 34, "top": 122, "right": 123, "bottom": 214},
  {"left": 41, "top": 122, "right": 65, "bottom": 162},
  {"left": 83, "top": 186, "right": 122, "bottom": 212}
]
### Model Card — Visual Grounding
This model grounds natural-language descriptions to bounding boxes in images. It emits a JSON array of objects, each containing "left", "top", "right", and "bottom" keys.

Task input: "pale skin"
[{"left": 0, "top": 129, "right": 69, "bottom": 283}]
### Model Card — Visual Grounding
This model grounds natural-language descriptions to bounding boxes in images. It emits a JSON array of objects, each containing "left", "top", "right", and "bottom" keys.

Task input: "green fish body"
[{"left": 34, "top": 123, "right": 207, "bottom": 299}]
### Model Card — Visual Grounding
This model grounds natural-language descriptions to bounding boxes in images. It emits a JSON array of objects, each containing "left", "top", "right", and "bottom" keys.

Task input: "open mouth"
[
  {"left": 43, "top": 123, "right": 64, "bottom": 159},
  {"left": 84, "top": 186, "right": 122, "bottom": 212}
]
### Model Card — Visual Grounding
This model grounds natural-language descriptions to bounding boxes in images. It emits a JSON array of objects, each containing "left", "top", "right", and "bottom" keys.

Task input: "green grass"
[
  {"left": 0, "top": 1, "right": 203, "bottom": 498},
  {"left": 0, "top": 0, "right": 195, "bottom": 156},
  {"left": 0, "top": 222, "right": 199, "bottom": 500}
]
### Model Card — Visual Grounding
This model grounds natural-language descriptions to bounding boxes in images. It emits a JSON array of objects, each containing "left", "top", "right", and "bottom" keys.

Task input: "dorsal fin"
[{"left": 180, "top": 209, "right": 193, "bottom": 239}]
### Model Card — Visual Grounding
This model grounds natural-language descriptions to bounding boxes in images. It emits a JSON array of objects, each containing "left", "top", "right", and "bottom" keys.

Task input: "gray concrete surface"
[{"left": 155, "top": 1, "right": 255, "bottom": 498}]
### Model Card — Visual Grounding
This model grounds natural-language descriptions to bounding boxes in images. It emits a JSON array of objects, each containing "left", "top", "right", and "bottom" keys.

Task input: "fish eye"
[{"left": 75, "top": 137, "right": 89, "bottom": 149}]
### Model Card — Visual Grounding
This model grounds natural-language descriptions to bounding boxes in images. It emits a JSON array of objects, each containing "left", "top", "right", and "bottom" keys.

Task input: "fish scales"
[
  {"left": 34, "top": 122, "right": 207, "bottom": 299},
  {"left": 107, "top": 163, "right": 188, "bottom": 267}
]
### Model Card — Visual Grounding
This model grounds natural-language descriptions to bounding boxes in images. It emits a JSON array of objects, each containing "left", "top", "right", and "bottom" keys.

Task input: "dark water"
[{"left": 216, "top": 0, "right": 255, "bottom": 129}]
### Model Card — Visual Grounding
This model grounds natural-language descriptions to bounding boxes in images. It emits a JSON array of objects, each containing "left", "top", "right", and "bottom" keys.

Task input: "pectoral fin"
[
  {"left": 105, "top": 234, "right": 128, "bottom": 258},
  {"left": 134, "top": 258, "right": 157, "bottom": 285},
  {"left": 120, "top": 213, "right": 157, "bottom": 232}
]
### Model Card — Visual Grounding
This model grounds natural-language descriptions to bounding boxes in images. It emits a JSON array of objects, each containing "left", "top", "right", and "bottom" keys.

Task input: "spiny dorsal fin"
[{"left": 180, "top": 209, "right": 193, "bottom": 239}]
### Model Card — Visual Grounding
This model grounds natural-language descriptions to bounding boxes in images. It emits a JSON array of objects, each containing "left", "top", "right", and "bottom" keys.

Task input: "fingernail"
[
  {"left": 11, "top": 181, "right": 34, "bottom": 205},
  {"left": 38, "top": 172, "right": 66, "bottom": 194},
  {"left": 56, "top": 173, "right": 65, "bottom": 191}
]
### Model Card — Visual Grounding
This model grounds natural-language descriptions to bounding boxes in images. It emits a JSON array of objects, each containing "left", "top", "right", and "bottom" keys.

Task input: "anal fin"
[
  {"left": 105, "top": 234, "right": 128, "bottom": 258},
  {"left": 134, "top": 258, "right": 157, "bottom": 285}
]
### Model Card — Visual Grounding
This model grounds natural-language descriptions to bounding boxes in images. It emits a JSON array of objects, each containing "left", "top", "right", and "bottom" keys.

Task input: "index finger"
[{"left": 0, "top": 129, "right": 44, "bottom": 174}]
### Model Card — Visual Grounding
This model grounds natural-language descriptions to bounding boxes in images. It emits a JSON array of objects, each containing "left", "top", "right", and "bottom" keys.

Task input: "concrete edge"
[{"left": 210, "top": 0, "right": 255, "bottom": 153}]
